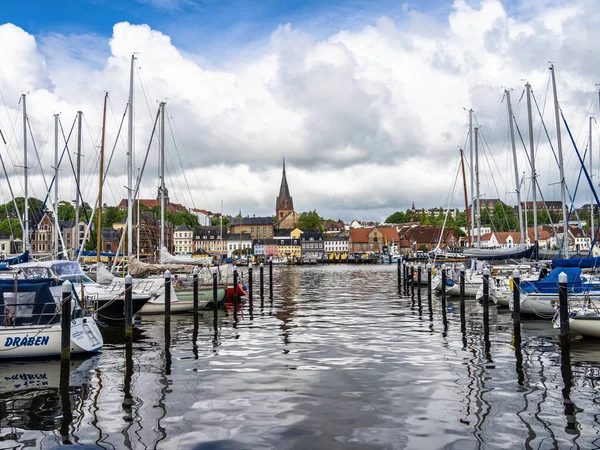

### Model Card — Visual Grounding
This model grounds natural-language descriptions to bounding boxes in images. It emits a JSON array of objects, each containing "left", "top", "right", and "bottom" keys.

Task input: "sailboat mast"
[
  {"left": 137, "top": 168, "right": 140, "bottom": 259},
  {"left": 75, "top": 111, "right": 82, "bottom": 257},
  {"left": 22, "top": 94, "right": 29, "bottom": 252},
  {"left": 54, "top": 113, "right": 59, "bottom": 257},
  {"left": 469, "top": 109, "right": 475, "bottom": 247},
  {"left": 159, "top": 101, "right": 166, "bottom": 254},
  {"left": 591, "top": 116, "right": 595, "bottom": 246},
  {"left": 475, "top": 127, "right": 481, "bottom": 248},
  {"left": 97, "top": 93, "right": 108, "bottom": 264},
  {"left": 505, "top": 90, "right": 525, "bottom": 244},
  {"left": 127, "top": 54, "right": 135, "bottom": 260},
  {"left": 525, "top": 83, "right": 538, "bottom": 243},
  {"left": 460, "top": 149, "right": 471, "bottom": 247},
  {"left": 550, "top": 64, "right": 569, "bottom": 258}
]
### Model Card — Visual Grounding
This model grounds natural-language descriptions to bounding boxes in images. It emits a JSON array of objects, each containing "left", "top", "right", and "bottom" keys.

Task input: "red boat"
[{"left": 225, "top": 283, "right": 248, "bottom": 300}]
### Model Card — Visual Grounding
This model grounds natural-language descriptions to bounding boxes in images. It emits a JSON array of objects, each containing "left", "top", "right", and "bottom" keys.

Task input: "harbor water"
[{"left": 0, "top": 264, "right": 599, "bottom": 449}]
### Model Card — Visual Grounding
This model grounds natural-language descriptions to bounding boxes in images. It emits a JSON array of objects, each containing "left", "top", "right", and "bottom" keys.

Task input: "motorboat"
[
  {"left": 13, "top": 261, "right": 152, "bottom": 321},
  {"left": 0, "top": 278, "right": 103, "bottom": 359}
]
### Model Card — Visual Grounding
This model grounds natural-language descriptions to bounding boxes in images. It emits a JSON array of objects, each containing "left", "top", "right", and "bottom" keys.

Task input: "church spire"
[{"left": 276, "top": 156, "right": 294, "bottom": 219}]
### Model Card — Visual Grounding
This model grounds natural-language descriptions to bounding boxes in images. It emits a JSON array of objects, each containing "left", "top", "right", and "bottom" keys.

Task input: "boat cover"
[
  {"left": 160, "top": 247, "right": 212, "bottom": 265},
  {"left": 520, "top": 267, "right": 584, "bottom": 294},
  {"left": 462, "top": 243, "right": 538, "bottom": 261},
  {"left": 0, "top": 278, "right": 62, "bottom": 326},
  {"left": 551, "top": 256, "right": 600, "bottom": 269}
]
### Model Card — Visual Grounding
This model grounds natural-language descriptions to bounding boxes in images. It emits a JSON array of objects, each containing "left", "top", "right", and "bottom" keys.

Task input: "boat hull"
[
  {"left": 570, "top": 316, "right": 600, "bottom": 338},
  {"left": 0, "top": 317, "right": 103, "bottom": 359}
]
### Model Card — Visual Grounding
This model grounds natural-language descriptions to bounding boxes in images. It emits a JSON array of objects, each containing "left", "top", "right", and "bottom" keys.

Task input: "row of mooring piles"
[
  {"left": 394, "top": 260, "right": 577, "bottom": 429},
  {"left": 58, "top": 257, "right": 281, "bottom": 444}
]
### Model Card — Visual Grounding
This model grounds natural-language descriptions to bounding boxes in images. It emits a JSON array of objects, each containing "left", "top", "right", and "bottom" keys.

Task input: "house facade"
[
  {"left": 173, "top": 224, "right": 193, "bottom": 254},
  {"left": 227, "top": 233, "right": 253, "bottom": 257},
  {"left": 230, "top": 216, "right": 274, "bottom": 240},
  {"left": 193, "top": 226, "right": 227, "bottom": 256},
  {"left": 300, "top": 229, "right": 324, "bottom": 260}
]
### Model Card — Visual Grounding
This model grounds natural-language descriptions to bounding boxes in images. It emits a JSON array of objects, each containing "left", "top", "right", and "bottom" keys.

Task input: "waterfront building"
[
  {"left": 227, "top": 233, "right": 253, "bottom": 257},
  {"left": 230, "top": 216, "right": 274, "bottom": 240},
  {"left": 324, "top": 233, "right": 349, "bottom": 258},
  {"left": 193, "top": 226, "right": 227, "bottom": 257},
  {"left": 300, "top": 229, "right": 324, "bottom": 260},
  {"left": 173, "top": 224, "right": 193, "bottom": 254},
  {"left": 349, "top": 227, "right": 399, "bottom": 254}
]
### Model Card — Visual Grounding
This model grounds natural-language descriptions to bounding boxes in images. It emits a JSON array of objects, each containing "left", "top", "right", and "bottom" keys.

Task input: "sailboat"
[{"left": 462, "top": 91, "right": 537, "bottom": 261}]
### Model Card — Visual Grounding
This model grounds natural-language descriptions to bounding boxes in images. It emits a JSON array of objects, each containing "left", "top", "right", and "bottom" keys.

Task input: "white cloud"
[{"left": 0, "top": 0, "right": 599, "bottom": 224}]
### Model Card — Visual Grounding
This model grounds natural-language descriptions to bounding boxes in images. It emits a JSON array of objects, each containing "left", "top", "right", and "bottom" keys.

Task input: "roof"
[
  {"left": 227, "top": 233, "right": 252, "bottom": 241},
  {"left": 117, "top": 198, "right": 187, "bottom": 213},
  {"left": 230, "top": 216, "right": 274, "bottom": 226},
  {"left": 300, "top": 230, "right": 323, "bottom": 241},
  {"left": 494, "top": 231, "right": 522, "bottom": 244},
  {"left": 264, "top": 239, "right": 278, "bottom": 245},
  {"left": 376, "top": 227, "right": 400, "bottom": 242},
  {"left": 175, "top": 224, "right": 192, "bottom": 231},
  {"left": 349, "top": 228, "right": 371, "bottom": 243},
  {"left": 0, "top": 230, "right": 11, "bottom": 240},
  {"left": 190, "top": 208, "right": 212, "bottom": 215}
]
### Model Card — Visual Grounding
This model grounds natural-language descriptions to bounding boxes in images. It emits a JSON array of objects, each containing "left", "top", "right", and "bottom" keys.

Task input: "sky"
[{"left": 0, "top": 0, "right": 599, "bottom": 223}]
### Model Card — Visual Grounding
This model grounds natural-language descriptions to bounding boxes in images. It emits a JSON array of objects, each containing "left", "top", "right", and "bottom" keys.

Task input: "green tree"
[
  {"left": 385, "top": 211, "right": 406, "bottom": 223},
  {"left": 211, "top": 215, "right": 230, "bottom": 228},
  {"left": 102, "top": 206, "right": 127, "bottom": 229},
  {"left": 0, "top": 218, "right": 22, "bottom": 239},
  {"left": 166, "top": 210, "right": 200, "bottom": 228},
  {"left": 298, "top": 210, "right": 324, "bottom": 232}
]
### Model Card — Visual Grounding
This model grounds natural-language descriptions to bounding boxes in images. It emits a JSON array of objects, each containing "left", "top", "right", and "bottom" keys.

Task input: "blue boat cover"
[
  {"left": 521, "top": 267, "right": 586, "bottom": 294},
  {"left": 0, "top": 278, "right": 62, "bottom": 326},
  {"left": 551, "top": 257, "right": 600, "bottom": 269},
  {"left": 0, "top": 251, "right": 29, "bottom": 266}
]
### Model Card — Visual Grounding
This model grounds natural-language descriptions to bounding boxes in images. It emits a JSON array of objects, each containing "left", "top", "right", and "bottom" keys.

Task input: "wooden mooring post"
[
  {"left": 233, "top": 267, "right": 239, "bottom": 318},
  {"left": 426, "top": 263, "right": 433, "bottom": 313},
  {"left": 459, "top": 265, "right": 466, "bottom": 333},
  {"left": 193, "top": 267, "right": 199, "bottom": 319},
  {"left": 558, "top": 271, "right": 570, "bottom": 343},
  {"left": 260, "top": 263, "right": 265, "bottom": 301},
  {"left": 269, "top": 259, "right": 274, "bottom": 300},
  {"left": 124, "top": 274, "right": 133, "bottom": 344}
]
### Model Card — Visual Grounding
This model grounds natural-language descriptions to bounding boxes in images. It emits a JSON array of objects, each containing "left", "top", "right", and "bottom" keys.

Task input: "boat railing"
[{"left": 1, "top": 298, "right": 61, "bottom": 327}]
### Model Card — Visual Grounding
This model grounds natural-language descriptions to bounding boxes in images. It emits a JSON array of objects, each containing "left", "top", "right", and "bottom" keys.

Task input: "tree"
[
  {"left": 166, "top": 210, "right": 199, "bottom": 228},
  {"left": 0, "top": 219, "right": 22, "bottom": 239},
  {"left": 211, "top": 215, "right": 230, "bottom": 228},
  {"left": 102, "top": 206, "right": 127, "bottom": 229},
  {"left": 385, "top": 211, "right": 406, "bottom": 223},
  {"left": 298, "top": 210, "right": 323, "bottom": 232}
]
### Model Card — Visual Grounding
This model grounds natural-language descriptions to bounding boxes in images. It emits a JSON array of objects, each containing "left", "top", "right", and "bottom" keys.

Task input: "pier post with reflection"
[
  {"left": 512, "top": 270, "right": 521, "bottom": 340},
  {"left": 212, "top": 267, "right": 218, "bottom": 315},
  {"left": 125, "top": 274, "right": 133, "bottom": 344},
  {"left": 269, "top": 259, "right": 273, "bottom": 300},
  {"left": 233, "top": 267, "right": 239, "bottom": 318},
  {"left": 426, "top": 263, "right": 433, "bottom": 314},
  {"left": 459, "top": 265, "right": 466, "bottom": 334},
  {"left": 260, "top": 263, "right": 264, "bottom": 302},
  {"left": 558, "top": 272, "right": 570, "bottom": 342},
  {"left": 410, "top": 264, "right": 415, "bottom": 300},
  {"left": 482, "top": 268, "right": 490, "bottom": 357},
  {"left": 441, "top": 264, "right": 447, "bottom": 312},
  {"left": 164, "top": 270, "right": 172, "bottom": 320},
  {"left": 248, "top": 263, "right": 253, "bottom": 313},
  {"left": 417, "top": 264, "right": 422, "bottom": 306},
  {"left": 193, "top": 266, "right": 199, "bottom": 319},
  {"left": 397, "top": 258, "right": 401, "bottom": 291},
  {"left": 61, "top": 280, "right": 72, "bottom": 368}
]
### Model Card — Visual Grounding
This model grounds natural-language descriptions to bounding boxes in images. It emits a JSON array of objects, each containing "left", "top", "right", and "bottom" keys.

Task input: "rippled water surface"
[{"left": 1, "top": 264, "right": 600, "bottom": 449}]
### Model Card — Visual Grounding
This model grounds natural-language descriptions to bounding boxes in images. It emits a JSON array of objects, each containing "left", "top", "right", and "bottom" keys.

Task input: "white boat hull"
[
  {"left": 0, "top": 317, "right": 103, "bottom": 359},
  {"left": 570, "top": 316, "right": 600, "bottom": 338}
]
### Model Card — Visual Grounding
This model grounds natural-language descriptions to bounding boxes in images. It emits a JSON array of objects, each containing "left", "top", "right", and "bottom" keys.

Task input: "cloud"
[{"left": 0, "top": 0, "right": 599, "bottom": 223}]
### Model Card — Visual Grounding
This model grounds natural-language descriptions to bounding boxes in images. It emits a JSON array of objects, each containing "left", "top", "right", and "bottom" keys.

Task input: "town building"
[
  {"left": 349, "top": 227, "right": 400, "bottom": 254},
  {"left": 30, "top": 213, "right": 54, "bottom": 255},
  {"left": 227, "top": 233, "right": 253, "bottom": 257},
  {"left": 173, "top": 224, "right": 193, "bottom": 254},
  {"left": 274, "top": 229, "right": 301, "bottom": 258},
  {"left": 193, "top": 226, "right": 227, "bottom": 257},
  {"left": 300, "top": 229, "right": 324, "bottom": 260},
  {"left": 324, "top": 233, "right": 349, "bottom": 256},
  {"left": 190, "top": 208, "right": 212, "bottom": 226},
  {"left": 230, "top": 216, "right": 274, "bottom": 240},
  {"left": 397, "top": 225, "right": 459, "bottom": 254}
]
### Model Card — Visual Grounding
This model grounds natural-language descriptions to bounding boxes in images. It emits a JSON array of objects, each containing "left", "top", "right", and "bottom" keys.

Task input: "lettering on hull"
[{"left": 4, "top": 336, "right": 50, "bottom": 347}]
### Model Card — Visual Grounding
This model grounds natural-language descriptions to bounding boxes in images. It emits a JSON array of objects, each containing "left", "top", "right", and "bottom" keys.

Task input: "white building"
[
  {"left": 227, "top": 233, "right": 253, "bottom": 258},
  {"left": 190, "top": 208, "right": 212, "bottom": 227},
  {"left": 173, "top": 224, "right": 193, "bottom": 254},
  {"left": 324, "top": 235, "right": 349, "bottom": 254}
]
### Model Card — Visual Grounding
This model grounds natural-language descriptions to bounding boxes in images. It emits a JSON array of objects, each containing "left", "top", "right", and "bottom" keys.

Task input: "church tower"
[{"left": 276, "top": 157, "right": 294, "bottom": 220}]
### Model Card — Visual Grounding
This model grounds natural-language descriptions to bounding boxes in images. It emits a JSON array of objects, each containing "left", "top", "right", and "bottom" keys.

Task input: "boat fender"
[{"left": 446, "top": 280, "right": 454, "bottom": 287}]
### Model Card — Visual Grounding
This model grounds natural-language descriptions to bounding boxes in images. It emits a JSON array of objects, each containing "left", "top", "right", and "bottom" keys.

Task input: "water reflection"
[{"left": 0, "top": 266, "right": 599, "bottom": 448}]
